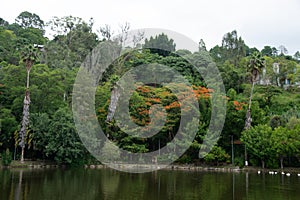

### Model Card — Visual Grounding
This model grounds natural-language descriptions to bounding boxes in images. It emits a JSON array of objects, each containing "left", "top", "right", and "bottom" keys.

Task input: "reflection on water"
[{"left": 0, "top": 168, "right": 300, "bottom": 200}]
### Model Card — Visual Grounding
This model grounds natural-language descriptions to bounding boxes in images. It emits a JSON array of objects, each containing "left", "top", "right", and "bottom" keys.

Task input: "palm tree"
[
  {"left": 19, "top": 44, "right": 39, "bottom": 162},
  {"left": 244, "top": 51, "right": 265, "bottom": 166},
  {"left": 245, "top": 51, "right": 265, "bottom": 130}
]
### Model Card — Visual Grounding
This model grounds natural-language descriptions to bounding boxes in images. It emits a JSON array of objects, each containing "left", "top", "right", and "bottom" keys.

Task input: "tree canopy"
[{"left": 0, "top": 11, "right": 300, "bottom": 168}]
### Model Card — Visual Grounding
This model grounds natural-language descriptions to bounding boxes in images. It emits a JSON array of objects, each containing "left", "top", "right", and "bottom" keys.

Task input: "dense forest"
[{"left": 1, "top": 11, "right": 300, "bottom": 169}]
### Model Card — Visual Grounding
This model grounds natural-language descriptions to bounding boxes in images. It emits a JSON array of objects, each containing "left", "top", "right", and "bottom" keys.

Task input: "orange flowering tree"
[{"left": 95, "top": 48, "right": 216, "bottom": 160}]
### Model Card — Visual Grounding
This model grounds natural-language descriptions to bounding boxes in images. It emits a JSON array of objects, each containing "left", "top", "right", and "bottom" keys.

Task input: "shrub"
[
  {"left": 204, "top": 146, "right": 230, "bottom": 166},
  {"left": 1, "top": 149, "right": 12, "bottom": 166},
  {"left": 234, "top": 156, "right": 245, "bottom": 168}
]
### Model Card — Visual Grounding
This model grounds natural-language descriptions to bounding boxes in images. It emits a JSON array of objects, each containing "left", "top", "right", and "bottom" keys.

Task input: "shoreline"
[{"left": 2, "top": 161, "right": 300, "bottom": 173}]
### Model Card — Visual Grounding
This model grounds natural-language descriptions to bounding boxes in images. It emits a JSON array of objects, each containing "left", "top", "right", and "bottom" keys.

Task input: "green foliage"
[
  {"left": 30, "top": 64, "right": 74, "bottom": 113},
  {"left": 15, "top": 11, "right": 44, "bottom": 30},
  {"left": 217, "top": 30, "right": 247, "bottom": 65},
  {"left": 269, "top": 91, "right": 300, "bottom": 114},
  {"left": 294, "top": 51, "right": 300, "bottom": 61},
  {"left": 269, "top": 115, "right": 285, "bottom": 129},
  {"left": 227, "top": 88, "right": 237, "bottom": 100},
  {"left": 241, "top": 124, "right": 300, "bottom": 168},
  {"left": 143, "top": 33, "right": 176, "bottom": 56},
  {"left": 248, "top": 51, "right": 265, "bottom": 82},
  {"left": 250, "top": 101, "right": 268, "bottom": 126},
  {"left": 0, "top": 27, "right": 18, "bottom": 64},
  {"left": 218, "top": 61, "right": 245, "bottom": 91},
  {"left": 286, "top": 116, "right": 300, "bottom": 129},
  {"left": 100, "top": 141, "right": 121, "bottom": 162},
  {"left": 0, "top": 108, "right": 18, "bottom": 150},
  {"left": 29, "top": 113, "right": 50, "bottom": 156},
  {"left": 234, "top": 156, "right": 245, "bottom": 168},
  {"left": 272, "top": 126, "right": 300, "bottom": 168},
  {"left": 177, "top": 154, "right": 192, "bottom": 164},
  {"left": 45, "top": 107, "right": 85, "bottom": 165},
  {"left": 176, "top": 49, "right": 192, "bottom": 56},
  {"left": 204, "top": 146, "right": 230, "bottom": 166},
  {"left": 265, "top": 158, "right": 279, "bottom": 169},
  {"left": 241, "top": 125, "right": 274, "bottom": 168},
  {"left": 0, "top": 18, "right": 9, "bottom": 27},
  {"left": 261, "top": 46, "right": 273, "bottom": 57},
  {"left": 1, "top": 149, "right": 12, "bottom": 166},
  {"left": 1, "top": 14, "right": 300, "bottom": 168},
  {"left": 20, "top": 44, "right": 40, "bottom": 67},
  {"left": 45, "top": 16, "right": 98, "bottom": 69},
  {"left": 219, "top": 97, "right": 246, "bottom": 151},
  {"left": 254, "top": 85, "right": 282, "bottom": 108},
  {"left": 16, "top": 27, "right": 46, "bottom": 45}
]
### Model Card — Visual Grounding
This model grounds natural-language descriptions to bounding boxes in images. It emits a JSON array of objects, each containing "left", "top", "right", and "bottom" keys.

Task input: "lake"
[{"left": 0, "top": 168, "right": 299, "bottom": 200}]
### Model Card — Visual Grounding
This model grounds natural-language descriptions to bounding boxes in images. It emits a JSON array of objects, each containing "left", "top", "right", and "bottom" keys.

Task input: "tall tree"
[
  {"left": 271, "top": 47, "right": 278, "bottom": 56},
  {"left": 98, "top": 24, "right": 113, "bottom": 41},
  {"left": 15, "top": 11, "right": 44, "bottom": 31},
  {"left": 278, "top": 45, "right": 288, "bottom": 55},
  {"left": 45, "top": 16, "right": 98, "bottom": 68},
  {"left": 47, "top": 15, "right": 84, "bottom": 36},
  {"left": 241, "top": 125, "right": 274, "bottom": 168},
  {"left": 244, "top": 51, "right": 265, "bottom": 130},
  {"left": 0, "top": 18, "right": 9, "bottom": 27},
  {"left": 198, "top": 39, "right": 207, "bottom": 51},
  {"left": 0, "top": 28, "right": 18, "bottom": 64},
  {"left": 221, "top": 30, "right": 247, "bottom": 65},
  {"left": 143, "top": 33, "right": 176, "bottom": 56},
  {"left": 261, "top": 46, "right": 273, "bottom": 57},
  {"left": 293, "top": 51, "right": 300, "bottom": 61},
  {"left": 272, "top": 126, "right": 300, "bottom": 169},
  {"left": 19, "top": 44, "right": 39, "bottom": 162},
  {"left": 45, "top": 107, "right": 85, "bottom": 165}
]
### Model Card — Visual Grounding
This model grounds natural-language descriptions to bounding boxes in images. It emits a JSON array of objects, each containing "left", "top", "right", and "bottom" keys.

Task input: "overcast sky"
[{"left": 1, "top": 0, "right": 299, "bottom": 54}]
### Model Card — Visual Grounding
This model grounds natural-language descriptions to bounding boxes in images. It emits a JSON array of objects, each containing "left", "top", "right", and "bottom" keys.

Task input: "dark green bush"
[
  {"left": 234, "top": 156, "right": 245, "bottom": 168},
  {"left": 1, "top": 149, "right": 12, "bottom": 166}
]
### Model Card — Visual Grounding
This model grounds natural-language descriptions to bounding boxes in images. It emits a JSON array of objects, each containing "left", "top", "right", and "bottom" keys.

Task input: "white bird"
[
  {"left": 257, "top": 171, "right": 261, "bottom": 174},
  {"left": 274, "top": 171, "right": 278, "bottom": 175},
  {"left": 297, "top": 173, "right": 300, "bottom": 177},
  {"left": 281, "top": 172, "right": 285, "bottom": 175},
  {"left": 286, "top": 173, "right": 291, "bottom": 176}
]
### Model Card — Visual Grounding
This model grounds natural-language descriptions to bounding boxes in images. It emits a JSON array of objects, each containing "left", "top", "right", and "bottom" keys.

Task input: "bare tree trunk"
[
  {"left": 20, "top": 147, "right": 25, "bottom": 163},
  {"left": 26, "top": 70, "right": 30, "bottom": 88},
  {"left": 244, "top": 80, "right": 255, "bottom": 167},
  {"left": 19, "top": 68, "right": 31, "bottom": 163},
  {"left": 245, "top": 81, "right": 255, "bottom": 130},
  {"left": 106, "top": 86, "right": 121, "bottom": 122},
  {"left": 262, "top": 160, "right": 265, "bottom": 169},
  {"left": 280, "top": 156, "right": 284, "bottom": 169}
]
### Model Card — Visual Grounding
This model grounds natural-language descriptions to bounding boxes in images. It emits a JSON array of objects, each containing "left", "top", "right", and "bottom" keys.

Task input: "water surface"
[{"left": 0, "top": 168, "right": 299, "bottom": 200}]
